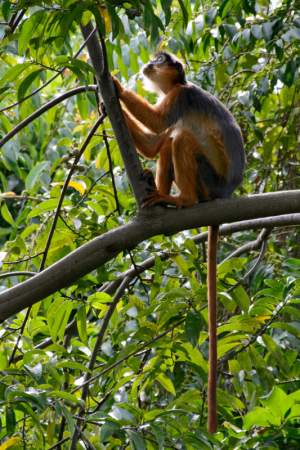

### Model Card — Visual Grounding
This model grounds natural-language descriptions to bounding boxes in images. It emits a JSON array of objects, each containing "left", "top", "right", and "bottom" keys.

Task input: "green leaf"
[
  {"left": 160, "top": 1, "right": 172, "bottom": 25},
  {"left": 0, "top": 63, "right": 31, "bottom": 88},
  {"left": 127, "top": 430, "right": 146, "bottom": 450},
  {"left": 28, "top": 198, "right": 72, "bottom": 218},
  {"left": 261, "top": 387, "right": 293, "bottom": 418},
  {"left": 17, "top": 69, "right": 42, "bottom": 101},
  {"left": 185, "top": 310, "right": 202, "bottom": 346},
  {"left": 177, "top": 342, "right": 208, "bottom": 371},
  {"left": 231, "top": 285, "right": 250, "bottom": 312},
  {"left": 87, "top": 292, "right": 112, "bottom": 309},
  {"left": 61, "top": 404, "right": 75, "bottom": 434},
  {"left": 5, "top": 406, "right": 16, "bottom": 435},
  {"left": 49, "top": 390, "right": 83, "bottom": 406},
  {"left": 217, "top": 388, "right": 244, "bottom": 410},
  {"left": 25, "top": 161, "right": 50, "bottom": 190},
  {"left": 1, "top": 202, "right": 14, "bottom": 226},
  {"left": 243, "top": 406, "right": 281, "bottom": 429},
  {"left": 251, "top": 24, "right": 263, "bottom": 39},
  {"left": 156, "top": 373, "right": 176, "bottom": 395},
  {"left": 100, "top": 421, "right": 122, "bottom": 443},
  {"left": 18, "top": 13, "right": 43, "bottom": 54},
  {"left": 178, "top": 0, "right": 189, "bottom": 26},
  {"left": 77, "top": 304, "right": 87, "bottom": 344},
  {"left": 47, "top": 297, "right": 74, "bottom": 342},
  {"left": 107, "top": 4, "right": 122, "bottom": 39},
  {"left": 2, "top": 1, "right": 12, "bottom": 21},
  {"left": 77, "top": 93, "right": 89, "bottom": 119}
]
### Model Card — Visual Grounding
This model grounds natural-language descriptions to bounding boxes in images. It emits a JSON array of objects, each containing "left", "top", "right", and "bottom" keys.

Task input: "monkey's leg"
[
  {"left": 144, "top": 130, "right": 206, "bottom": 207},
  {"left": 142, "top": 137, "right": 174, "bottom": 207},
  {"left": 155, "top": 137, "right": 174, "bottom": 195}
]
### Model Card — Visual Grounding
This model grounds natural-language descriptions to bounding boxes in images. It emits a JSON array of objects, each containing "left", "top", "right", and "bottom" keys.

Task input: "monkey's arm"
[
  {"left": 113, "top": 77, "right": 169, "bottom": 134},
  {"left": 122, "top": 109, "right": 165, "bottom": 159}
]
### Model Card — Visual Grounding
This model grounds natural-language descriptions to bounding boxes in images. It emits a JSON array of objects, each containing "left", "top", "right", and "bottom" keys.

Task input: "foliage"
[{"left": 0, "top": 0, "right": 299, "bottom": 448}]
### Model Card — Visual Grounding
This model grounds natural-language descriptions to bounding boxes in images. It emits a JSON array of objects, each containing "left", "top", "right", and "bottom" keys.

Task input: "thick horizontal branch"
[
  {"left": 0, "top": 190, "right": 299, "bottom": 321},
  {"left": 0, "top": 85, "right": 97, "bottom": 148}
]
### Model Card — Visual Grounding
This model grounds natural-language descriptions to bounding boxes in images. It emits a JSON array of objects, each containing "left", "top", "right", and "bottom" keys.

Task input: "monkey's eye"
[{"left": 154, "top": 54, "right": 166, "bottom": 64}]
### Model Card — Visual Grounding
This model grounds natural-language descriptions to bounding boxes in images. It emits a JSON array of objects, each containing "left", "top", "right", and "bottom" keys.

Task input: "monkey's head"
[{"left": 142, "top": 52, "right": 186, "bottom": 94}]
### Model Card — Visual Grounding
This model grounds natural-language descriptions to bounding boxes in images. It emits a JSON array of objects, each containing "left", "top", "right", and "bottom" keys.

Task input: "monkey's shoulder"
[{"left": 175, "top": 83, "right": 233, "bottom": 118}]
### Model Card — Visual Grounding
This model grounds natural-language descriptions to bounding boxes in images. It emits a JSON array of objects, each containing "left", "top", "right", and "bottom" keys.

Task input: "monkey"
[{"left": 113, "top": 52, "right": 245, "bottom": 433}]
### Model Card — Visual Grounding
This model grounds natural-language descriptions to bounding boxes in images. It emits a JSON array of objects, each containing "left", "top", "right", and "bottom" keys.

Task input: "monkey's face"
[{"left": 142, "top": 52, "right": 186, "bottom": 93}]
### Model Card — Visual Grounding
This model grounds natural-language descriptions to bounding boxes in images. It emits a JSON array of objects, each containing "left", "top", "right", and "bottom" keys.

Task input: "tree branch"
[
  {"left": 80, "top": 21, "right": 150, "bottom": 206},
  {"left": 0, "top": 190, "right": 299, "bottom": 322}
]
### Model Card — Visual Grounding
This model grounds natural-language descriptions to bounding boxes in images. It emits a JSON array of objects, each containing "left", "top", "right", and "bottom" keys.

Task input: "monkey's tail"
[{"left": 207, "top": 225, "right": 219, "bottom": 433}]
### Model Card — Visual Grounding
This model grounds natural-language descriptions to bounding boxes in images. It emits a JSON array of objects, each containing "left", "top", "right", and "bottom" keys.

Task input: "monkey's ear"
[{"left": 175, "top": 61, "right": 186, "bottom": 84}]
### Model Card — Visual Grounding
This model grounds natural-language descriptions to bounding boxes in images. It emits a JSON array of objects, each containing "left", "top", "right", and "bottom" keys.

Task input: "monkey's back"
[{"left": 167, "top": 83, "right": 245, "bottom": 199}]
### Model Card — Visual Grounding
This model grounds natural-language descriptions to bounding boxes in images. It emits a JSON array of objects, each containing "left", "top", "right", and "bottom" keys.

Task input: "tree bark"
[{"left": 81, "top": 22, "right": 150, "bottom": 206}]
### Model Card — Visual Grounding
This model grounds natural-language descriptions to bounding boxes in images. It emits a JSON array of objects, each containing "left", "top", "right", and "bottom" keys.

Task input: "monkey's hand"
[{"left": 112, "top": 75, "right": 124, "bottom": 97}]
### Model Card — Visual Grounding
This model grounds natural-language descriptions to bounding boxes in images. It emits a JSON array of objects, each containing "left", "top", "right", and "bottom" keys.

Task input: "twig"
[
  {"left": 47, "top": 437, "right": 69, "bottom": 450},
  {"left": 39, "top": 113, "right": 105, "bottom": 271},
  {"left": 227, "top": 232, "right": 269, "bottom": 293},
  {"left": 2, "top": 252, "right": 44, "bottom": 265},
  {"left": 0, "top": 271, "right": 36, "bottom": 279},
  {"left": 221, "top": 228, "right": 271, "bottom": 263},
  {"left": 102, "top": 128, "right": 121, "bottom": 214},
  {"left": 0, "top": 194, "right": 41, "bottom": 202}
]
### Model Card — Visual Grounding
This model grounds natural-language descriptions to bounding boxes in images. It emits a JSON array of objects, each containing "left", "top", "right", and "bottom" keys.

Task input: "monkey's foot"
[{"left": 142, "top": 192, "right": 186, "bottom": 208}]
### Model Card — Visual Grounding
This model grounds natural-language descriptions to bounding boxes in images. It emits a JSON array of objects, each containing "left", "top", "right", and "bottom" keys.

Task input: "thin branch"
[
  {"left": 47, "top": 437, "right": 69, "bottom": 450},
  {"left": 0, "top": 194, "right": 41, "bottom": 202},
  {"left": 227, "top": 234, "right": 269, "bottom": 293},
  {"left": 0, "top": 85, "right": 97, "bottom": 148},
  {"left": 39, "top": 112, "right": 105, "bottom": 272},
  {"left": 2, "top": 252, "right": 44, "bottom": 265},
  {"left": 222, "top": 228, "right": 271, "bottom": 262},
  {"left": 0, "top": 271, "right": 36, "bottom": 279},
  {"left": 103, "top": 128, "right": 121, "bottom": 215}
]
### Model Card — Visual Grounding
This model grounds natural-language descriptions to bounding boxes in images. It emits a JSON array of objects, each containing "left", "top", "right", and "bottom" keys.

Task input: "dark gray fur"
[{"left": 167, "top": 83, "right": 245, "bottom": 199}]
